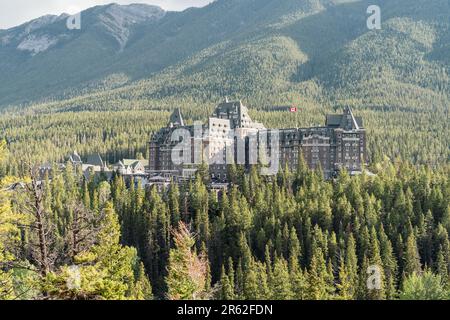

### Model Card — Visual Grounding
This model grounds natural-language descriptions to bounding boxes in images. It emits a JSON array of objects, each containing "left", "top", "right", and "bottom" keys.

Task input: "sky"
[{"left": 0, "top": 0, "right": 213, "bottom": 29}]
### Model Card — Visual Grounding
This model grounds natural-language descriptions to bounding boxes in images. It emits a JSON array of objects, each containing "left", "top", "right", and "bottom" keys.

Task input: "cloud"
[{"left": 0, "top": 0, "right": 213, "bottom": 29}]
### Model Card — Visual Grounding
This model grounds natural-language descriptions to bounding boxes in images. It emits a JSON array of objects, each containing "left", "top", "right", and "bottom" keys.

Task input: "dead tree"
[
  {"left": 65, "top": 200, "right": 100, "bottom": 262},
  {"left": 23, "top": 165, "right": 53, "bottom": 277}
]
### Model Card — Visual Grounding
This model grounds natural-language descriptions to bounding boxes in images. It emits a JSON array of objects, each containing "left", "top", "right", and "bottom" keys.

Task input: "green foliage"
[
  {"left": 270, "top": 257, "right": 293, "bottom": 300},
  {"left": 166, "top": 222, "right": 210, "bottom": 300},
  {"left": 403, "top": 234, "right": 422, "bottom": 278},
  {"left": 1, "top": 153, "right": 449, "bottom": 300},
  {"left": 0, "top": 141, "right": 29, "bottom": 299},
  {"left": 307, "top": 247, "right": 332, "bottom": 300},
  {"left": 0, "top": 148, "right": 16, "bottom": 299},
  {"left": 44, "top": 202, "right": 153, "bottom": 300}
]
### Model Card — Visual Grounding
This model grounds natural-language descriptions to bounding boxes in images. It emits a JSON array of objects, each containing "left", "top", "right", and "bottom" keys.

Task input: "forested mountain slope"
[
  {"left": 0, "top": 0, "right": 448, "bottom": 172},
  {"left": 1, "top": 0, "right": 449, "bottom": 109}
]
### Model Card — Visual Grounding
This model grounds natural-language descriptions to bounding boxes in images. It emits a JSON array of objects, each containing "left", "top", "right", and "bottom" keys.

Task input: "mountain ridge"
[{"left": 0, "top": 0, "right": 449, "bottom": 111}]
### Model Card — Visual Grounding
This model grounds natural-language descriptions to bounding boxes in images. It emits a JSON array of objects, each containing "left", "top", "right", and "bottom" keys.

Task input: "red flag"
[{"left": 290, "top": 107, "right": 298, "bottom": 112}]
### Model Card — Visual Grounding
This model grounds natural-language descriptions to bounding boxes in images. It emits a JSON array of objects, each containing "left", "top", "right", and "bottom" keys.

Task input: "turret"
[{"left": 168, "top": 108, "right": 185, "bottom": 127}]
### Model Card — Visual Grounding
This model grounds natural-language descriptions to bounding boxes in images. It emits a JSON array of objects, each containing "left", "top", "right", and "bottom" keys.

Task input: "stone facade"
[{"left": 149, "top": 100, "right": 367, "bottom": 181}]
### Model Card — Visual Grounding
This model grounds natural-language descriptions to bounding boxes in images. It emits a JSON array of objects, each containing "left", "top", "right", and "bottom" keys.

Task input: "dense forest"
[
  {"left": 1, "top": 138, "right": 449, "bottom": 299},
  {"left": 1, "top": 0, "right": 449, "bottom": 173}
]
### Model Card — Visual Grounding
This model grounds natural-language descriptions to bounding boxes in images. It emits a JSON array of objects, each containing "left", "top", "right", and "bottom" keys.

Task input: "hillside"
[
  {"left": 0, "top": 0, "right": 448, "bottom": 109},
  {"left": 0, "top": 3, "right": 166, "bottom": 106}
]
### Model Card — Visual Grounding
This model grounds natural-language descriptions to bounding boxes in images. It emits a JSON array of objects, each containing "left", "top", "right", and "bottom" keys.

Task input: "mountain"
[
  {"left": 0, "top": 0, "right": 449, "bottom": 110},
  {"left": 0, "top": 3, "right": 166, "bottom": 106}
]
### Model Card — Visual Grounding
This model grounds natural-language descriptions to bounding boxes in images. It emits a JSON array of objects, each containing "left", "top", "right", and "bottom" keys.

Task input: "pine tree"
[
  {"left": 345, "top": 234, "right": 358, "bottom": 298},
  {"left": 436, "top": 248, "right": 448, "bottom": 287},
  {"left": 326, "top": 260, "right": 336, "bottom": 298},
  {"left": 255, "top": 261, "right": 271, "bottom": 299},
  {"left": 44, "top": 201, "right": 152, "bottom": 300},
  {"left": 290, "top": 265, "right": 307, "bottom": 300},
  {"left": 403, "top": 234, "right": 422, "bottom": 277},
  {"left": 357, "top": 255, "right": 370, "bottom": 300},
  {"left": 0, "top": 143, "right": 22, "bottom": 299},
  {"left": 337, "top": 258, "right": 352, "bottom": 299},
  {"left": 168, "top": 182, "right": 181, "bottom": 227},
  {"left": 227, "top": 257, "right": 235, "bottom": 297},
  {"left": 264, "top": 242, "right": 273, "bottom": 280},
  {"left": 270, "top": 256, "right": 293, "bottom": 300},
  {"left": 307, "top": 247, "right": 330, "bottom": 300},
  {"left": 366, "top": 227, "right": 386, "bottom": 299},
  {"left": 219, "top": 265, "right": 235, "bottom": 300},
  {"left": 235, "top": 259, "right": 244, "bottom": 299},
  {"left": 379, "top": 225, "right": 398, "bottom": 299},
  {"left": 191, "top": 177, "right": 210, "bottom": 247},
  {"left": 131, "top": 263, "right": 153, "bottom": 300},
  {"left": 243, "top": 259, "right": 260, "bottom": 300}
]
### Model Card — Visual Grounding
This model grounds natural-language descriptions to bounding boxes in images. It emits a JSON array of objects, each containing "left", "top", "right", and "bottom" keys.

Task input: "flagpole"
[{"left": 290, "top": 106, "right": 299, "bottom": 129}]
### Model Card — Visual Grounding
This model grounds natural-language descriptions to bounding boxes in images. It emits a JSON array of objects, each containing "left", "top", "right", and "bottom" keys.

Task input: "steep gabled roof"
[
  {"left": 122, "top": 159, "right": 147, "bottom": 169},
  {"left": 69, "top": 151, "right": 82, "bottom": 163},
  {"left": 340, "top": 106, "right": 360, "bottom": 130},
  {"left": 169, "top": 108, "right": 185, "bottom": 127},
  {"left": 86, "top": 154, "right": 104, "bottom": 167},
  {"left": 114, "top": 160, "right": 125, "bottom": 168},
  {"left": 212, "top": 100, "right": 244, "bottom": 127},
  {"left": 326, "top": 107, "right": 363, "bottom": 130},
  {"left": 211, "top": 99, "right": 264, "bottom": 129}
]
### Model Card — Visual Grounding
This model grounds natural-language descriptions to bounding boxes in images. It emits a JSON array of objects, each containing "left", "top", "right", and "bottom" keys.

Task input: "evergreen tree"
[
  {"left": 0, "top": 143, "right": 23, "bottom": 299},
  {"left": 399, "top": 271, "right": 448, "bottom": 300},
  {"left": 307, "top": 247, "right": 330, "bottom": 300},
  {"left": 379, "top": 225, "right": 398, "bottom": 299},
  {"left": 436, "top": 248, "right": 449, "bottom": 287},
  {"left": 219, "top": 265, "right": 235, "bottom": 300},
  {"left": 403, "top": 234, "right": 422, "bottom": 278},
  {"left": 44, "top": 202, "right": 152, "bottom": 300},
  {"left": 337, "top": 258, "right": 352, "bottom": 300},
  {"left": 366, "top": 226, "right": 386, "bottom": 299},
  {"left": 345, "top": 234, "right": 359, "bottom": 298},
  {"left": 166, "top": 222, "right": 209, "bottom": 300},
  {"left": 168, "top": 182, "right": 181, "bottom": 227},
  {"left": 270, "top": 256, "right": 293, "bottom": 300},
  {"left": 243, "top": 259, "right": 260, "bottom": 300}
]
